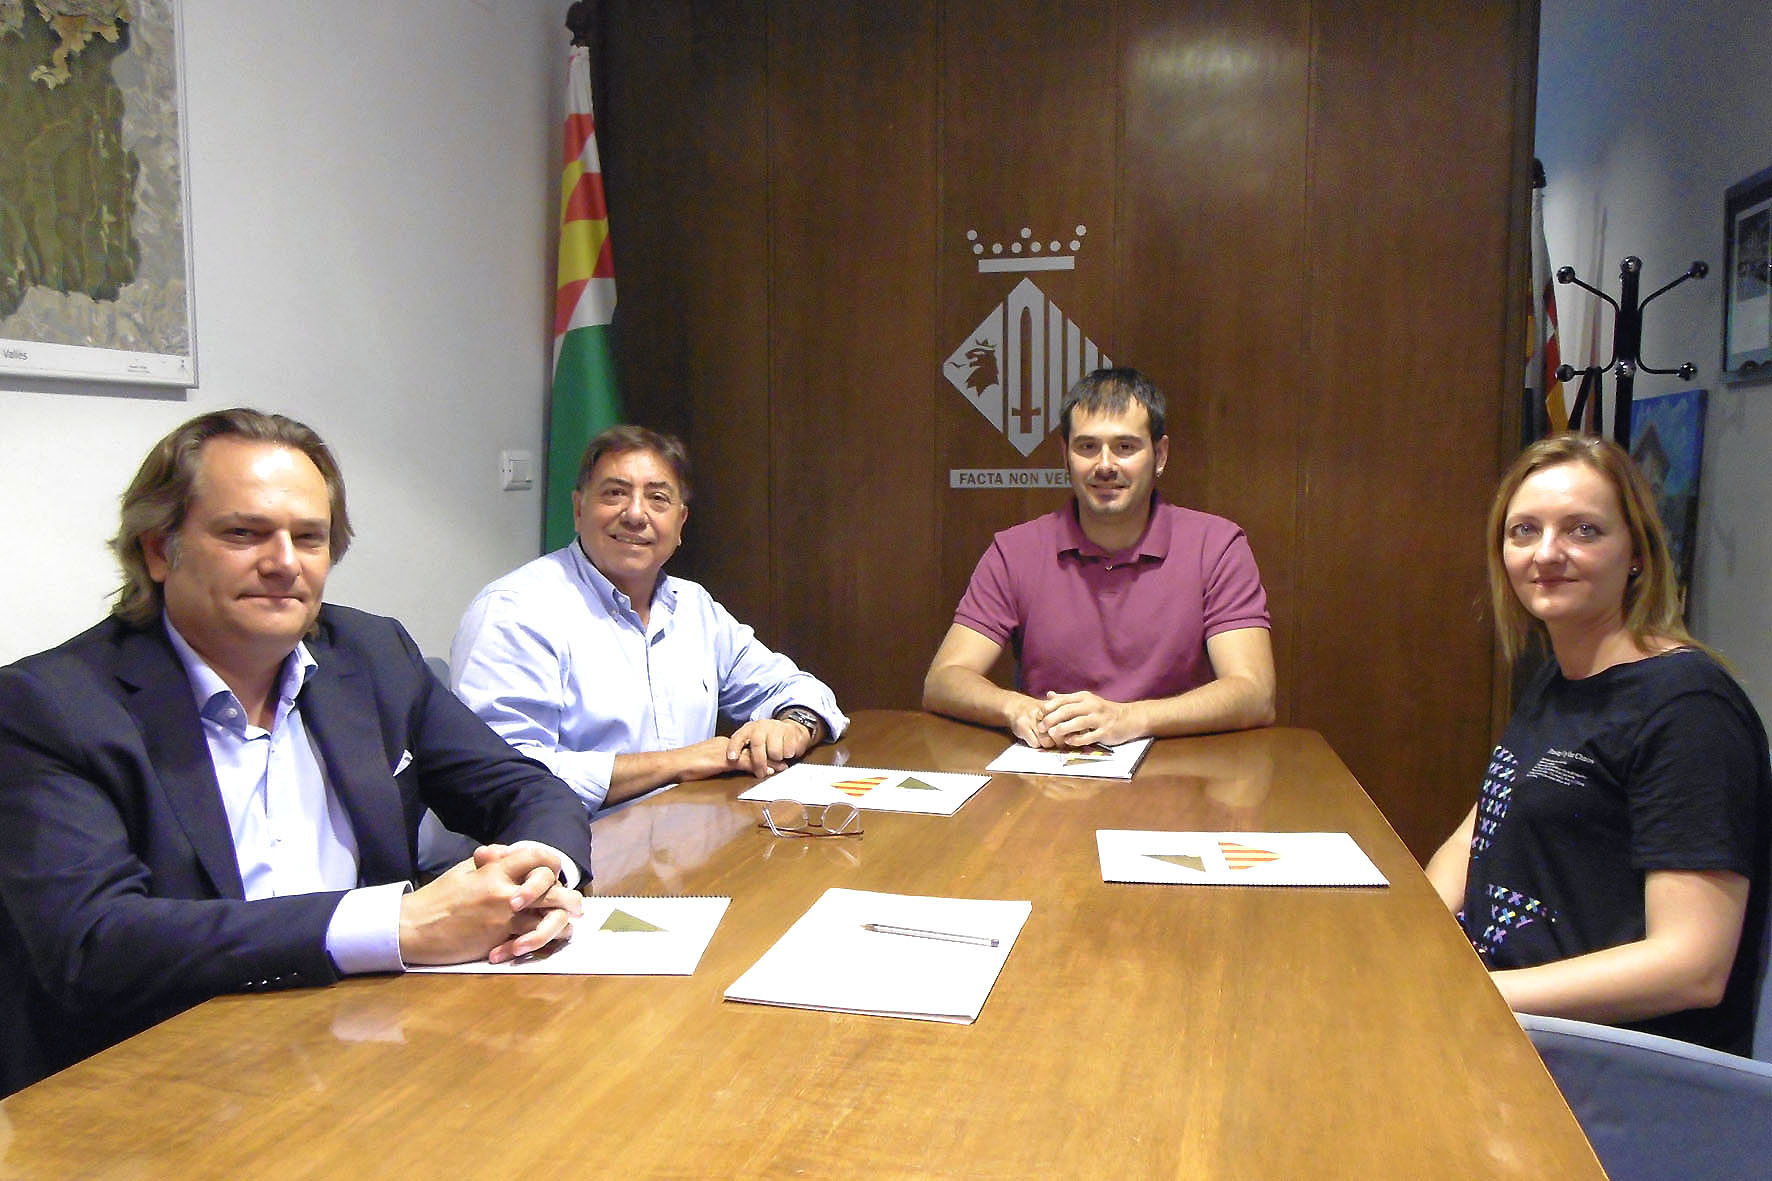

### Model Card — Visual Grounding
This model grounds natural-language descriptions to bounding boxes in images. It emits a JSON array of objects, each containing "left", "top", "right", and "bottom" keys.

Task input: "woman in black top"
[{"left": 1425, "top": 434, "right": 1769, "bottom": 1053}]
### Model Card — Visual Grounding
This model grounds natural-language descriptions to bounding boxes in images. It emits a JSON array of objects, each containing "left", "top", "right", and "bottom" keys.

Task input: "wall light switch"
[{"left": 499, "top": 450, "right": 535, "bottom": 491}]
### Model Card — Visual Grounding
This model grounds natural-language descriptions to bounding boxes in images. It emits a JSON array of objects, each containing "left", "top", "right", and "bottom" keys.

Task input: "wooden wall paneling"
[
  {"left": 1117, "top": 0, "right": 1313, "bottom": 724},
  {"left": 596, "top": 4, "right": 690, "bottom": 439},
  {"left": 596, "top": 0, "right": 1536, "bottom": 855},
  {"left": 1492, "top": 0, "right": 1541, "bottom": 743},
  {"left": 766, "top": 0, "right": 943, "bottom": 710},
  {"left": 683, "top": 2, "right": 774, "bottom": 634},
  {"left": 597, "top": 2, "right": 775, "bottom": 634},
  {"left": 935, "top": 1, "right": 1120, "bottom": 690},
  {"left": 1296, "top": 0, "right": 1531, "bottom": 856}
]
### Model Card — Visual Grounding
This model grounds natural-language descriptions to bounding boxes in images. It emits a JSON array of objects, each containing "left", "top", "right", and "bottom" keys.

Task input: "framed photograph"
[
  {"left": 0, "top": 0, "right": 196, "bottom": 385},
  {"left": 1723, "top": 164, "right": 1772, "bottom": 383}
]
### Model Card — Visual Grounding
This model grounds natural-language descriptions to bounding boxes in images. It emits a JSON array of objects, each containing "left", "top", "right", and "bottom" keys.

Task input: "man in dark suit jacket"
[{"left": 0, "top": 409, "right": 594, "bottom": 1096}]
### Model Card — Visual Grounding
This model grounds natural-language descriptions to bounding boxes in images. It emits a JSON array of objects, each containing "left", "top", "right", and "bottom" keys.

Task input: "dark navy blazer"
[{"left": 0, "top": 605, "right": 593, "bottom": 1095}]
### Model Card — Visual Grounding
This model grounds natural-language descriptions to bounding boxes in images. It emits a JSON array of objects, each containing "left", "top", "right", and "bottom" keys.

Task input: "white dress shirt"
[{"left": 164, "top": 619, "right": 407, "bottom": 974}]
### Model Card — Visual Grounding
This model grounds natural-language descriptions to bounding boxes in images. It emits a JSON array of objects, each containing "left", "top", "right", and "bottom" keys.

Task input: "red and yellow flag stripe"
[{"left": 545, "top": 43, "right": 623, "bottom": 551}]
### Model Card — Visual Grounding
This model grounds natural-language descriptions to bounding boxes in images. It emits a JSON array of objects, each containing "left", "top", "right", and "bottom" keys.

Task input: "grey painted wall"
[{"left": 1537, "top": 0, "right": 1772, "bottom": 716}]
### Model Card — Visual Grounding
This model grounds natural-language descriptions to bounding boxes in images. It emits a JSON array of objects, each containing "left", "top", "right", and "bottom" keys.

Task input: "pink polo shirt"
[{"left": 953, "top": 497, "right": 1269, "bottom": 702}]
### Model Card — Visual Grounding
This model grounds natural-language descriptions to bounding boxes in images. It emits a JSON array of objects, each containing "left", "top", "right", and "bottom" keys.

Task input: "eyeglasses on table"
[{"left": 755, "top": 799, "right": 862, "bottom": 838}]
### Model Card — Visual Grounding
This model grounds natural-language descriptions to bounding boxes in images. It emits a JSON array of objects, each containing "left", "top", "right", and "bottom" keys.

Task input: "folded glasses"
[{"left": 755, "top": 799, "right": 862, "bottom": 838}]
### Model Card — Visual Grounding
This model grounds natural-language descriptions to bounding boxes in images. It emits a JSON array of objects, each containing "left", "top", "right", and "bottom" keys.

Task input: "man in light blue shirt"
[{"left": 452, "top": 425, "right": 847, "bottom": 813}]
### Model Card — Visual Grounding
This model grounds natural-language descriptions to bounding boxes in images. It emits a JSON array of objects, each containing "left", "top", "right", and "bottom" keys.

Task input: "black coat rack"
[{"left": 1554, "top": 256, "right": 1707, "bottom": 445}]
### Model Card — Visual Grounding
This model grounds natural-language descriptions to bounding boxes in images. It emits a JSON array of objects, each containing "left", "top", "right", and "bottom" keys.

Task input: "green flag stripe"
[{"left": 545, "top": 323, "right": 622, "bottom": 550}]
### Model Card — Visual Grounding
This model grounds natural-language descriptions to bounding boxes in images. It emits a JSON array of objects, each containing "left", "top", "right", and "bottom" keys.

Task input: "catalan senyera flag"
[
  {"left": 1528, "top": 180, "right": 1568, "bottom": 434},
  {"left": 545, "top": 43, "right": 621, "bottom": 551}
]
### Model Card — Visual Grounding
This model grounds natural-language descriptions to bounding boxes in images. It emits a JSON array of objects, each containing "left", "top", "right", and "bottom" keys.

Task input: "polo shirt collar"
[{"left": 1058, "top": 492, "right": 1171, "bottom": 563}]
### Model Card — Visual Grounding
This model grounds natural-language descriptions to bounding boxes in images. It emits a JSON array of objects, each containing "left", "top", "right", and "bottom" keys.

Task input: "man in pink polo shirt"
[{"left": 923, "top": 368, "right": 1275, "bottom": 749}]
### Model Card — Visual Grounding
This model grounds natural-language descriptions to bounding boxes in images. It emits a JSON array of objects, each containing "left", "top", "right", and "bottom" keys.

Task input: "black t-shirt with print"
[{"left": 1460, "top": 647, "right": 1771, "bottom": 1053}]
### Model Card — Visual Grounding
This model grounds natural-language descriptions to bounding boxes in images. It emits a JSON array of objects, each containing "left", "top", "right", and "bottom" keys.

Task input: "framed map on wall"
[{"left": 0, "top": 0, "right": 196, "bottom": 385}]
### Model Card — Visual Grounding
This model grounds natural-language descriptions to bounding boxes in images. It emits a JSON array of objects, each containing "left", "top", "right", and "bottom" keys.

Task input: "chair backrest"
[
  {"left": 1522, "top": 1014, "right": 1772, "bottom": 1178},
  {"left": 424, "top": 655, "right": 451, "bottom": 686},
  {"left": 1755, "top": 820, "right": 1772, "bottom": 1061},
  {"left": 1757, "top": 963, "right": 1771, "bottom": 1061}
]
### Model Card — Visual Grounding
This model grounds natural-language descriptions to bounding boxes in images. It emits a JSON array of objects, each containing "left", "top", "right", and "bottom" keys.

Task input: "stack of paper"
[
  {"left": 412, "top": 896, "right": 731, "bottom": 975},
  {"left": 985, "top": 737, "right": 1152, "bottom": 780},
  {"left": 738, "top": 763, "right": 990, "bottom": 816},
  {"left": 1096, "top": 830, "right": 1388, "bottom": 887},
  {"left": 724, "top": 888, "right": 1031, "bottom": 1023}
]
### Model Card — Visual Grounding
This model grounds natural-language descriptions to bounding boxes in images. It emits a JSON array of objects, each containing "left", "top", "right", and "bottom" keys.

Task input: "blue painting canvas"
[{"left": 1629, "top": 389, "right": 1707, "bottom": 594}]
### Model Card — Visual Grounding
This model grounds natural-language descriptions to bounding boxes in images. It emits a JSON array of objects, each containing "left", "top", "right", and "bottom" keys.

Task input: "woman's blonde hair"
[{"left": 1486, "top": 432, "right": 1694, "bottom": 665}]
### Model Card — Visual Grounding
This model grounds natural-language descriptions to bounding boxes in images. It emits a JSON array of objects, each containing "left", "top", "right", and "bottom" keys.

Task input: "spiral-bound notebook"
[
  {"left": 412, "top": 896, "right": 731, "bottom": 975},
  {"left": 738, "top": 763, "right": 990, "bottom": 815},
  {"left": 986, "top": 738, "right": 1152, "bottom": 780},
  {"left": 724, "top": 888, "right": 1031, "bottom": 1023},
  {"left": 1096, "top": 831, "right": 1388, "bottom": 887}
]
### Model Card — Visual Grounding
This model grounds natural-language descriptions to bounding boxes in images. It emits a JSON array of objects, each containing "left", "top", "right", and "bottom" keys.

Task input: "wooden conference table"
[{"left": 0, "top": 712, "right": 1601, "bottom": 1177}]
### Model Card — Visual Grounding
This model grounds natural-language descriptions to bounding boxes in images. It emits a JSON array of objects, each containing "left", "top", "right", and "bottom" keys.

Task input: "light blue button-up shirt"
[
  {"left": 164, "top": 619, "right": 405, "bottom": 975},
  {"left": 451, "top": 543, "right": 847, "bottom": 812}
]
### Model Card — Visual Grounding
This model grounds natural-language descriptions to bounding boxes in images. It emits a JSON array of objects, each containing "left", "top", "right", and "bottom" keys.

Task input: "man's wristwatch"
[{"left": 773, "top": 705, "right": 824, "bottom": 744}]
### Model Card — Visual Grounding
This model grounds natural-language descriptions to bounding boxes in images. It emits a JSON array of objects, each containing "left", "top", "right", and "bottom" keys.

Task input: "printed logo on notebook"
[
  {"left": 1147, "top": 853, "right": 1207, "bottom": 873},
  {"left": 600, "top": 908, "right": 665, "bottom": 933},
  {"left": 1218, "top": 840, "right": 1281, "bottom": 871}
]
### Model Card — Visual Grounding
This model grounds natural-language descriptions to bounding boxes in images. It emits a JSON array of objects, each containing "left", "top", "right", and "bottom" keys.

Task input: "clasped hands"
[
  {"left": 1010, "top": 690, "right": 1141, "bottom": 750},
  {"left": 399, "top": 841, "right": 582, "bottom": 966}
]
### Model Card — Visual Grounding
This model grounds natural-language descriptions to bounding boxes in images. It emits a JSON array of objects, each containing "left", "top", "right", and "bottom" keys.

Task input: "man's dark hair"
[
  {"left": 574, "top": 425, "right": 693, "bottom": 502},
  {"left": 1058, "top": 367, "right": 1167, "bottom": 443}
]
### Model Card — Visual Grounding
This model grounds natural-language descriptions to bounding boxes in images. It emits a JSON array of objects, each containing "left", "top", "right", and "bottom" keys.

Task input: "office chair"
[{"left": 1519, "top": 894, "right": 1772, "bottom": 1180}]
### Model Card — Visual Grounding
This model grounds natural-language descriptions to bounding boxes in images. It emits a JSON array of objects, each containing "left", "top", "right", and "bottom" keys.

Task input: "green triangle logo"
[
  {"left": 899, "top": 776, "right": 941, "bottom": 791},
  {"left": 600, "top": 908, "right": 664, "bottom": 933},
  {"left": 1148, "top": 853, "right": 1206, "bottom": 873}
]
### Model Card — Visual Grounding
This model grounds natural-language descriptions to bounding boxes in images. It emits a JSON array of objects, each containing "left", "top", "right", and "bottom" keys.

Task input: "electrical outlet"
[{"left": 499, "top": 450, "right": 535, "bottom": 491}]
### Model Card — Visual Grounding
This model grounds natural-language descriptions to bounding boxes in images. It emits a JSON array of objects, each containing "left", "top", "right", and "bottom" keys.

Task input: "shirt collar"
[
  {"left": 162, "top": 614, "right": 317, "bottom": 723},
  {"left": 1057, "top": 492, "right": 1171, "bottom": 563},
  {"left": 569, "top": 539, "right": 676, "bottom": 620}
]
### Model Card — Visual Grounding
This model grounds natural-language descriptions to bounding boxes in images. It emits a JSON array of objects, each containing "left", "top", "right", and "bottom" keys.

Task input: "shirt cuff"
[
  {"left": 753, "top": 694, "right": 849, "bottom": 742},
  {"left": 507, "top": 840, "right": 581, "bottom": 891},
  {"left": 813, "top": 704, "right": 850, "bottom": 741},
  {"left": 326, "top": 880, "right": 412, "bottom": 975}
]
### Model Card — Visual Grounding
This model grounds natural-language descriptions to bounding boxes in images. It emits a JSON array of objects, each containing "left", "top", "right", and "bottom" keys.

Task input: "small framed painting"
[
  {"left": 1629, "top": 388, "right": 1707, "bottom": 596},
  {"left": 1723, "top": 165, "right": 1772, "bottom": 384}
]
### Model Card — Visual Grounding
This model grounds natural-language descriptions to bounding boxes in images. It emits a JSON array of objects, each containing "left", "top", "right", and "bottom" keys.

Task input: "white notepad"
[
  {"left": 724, "top": 888, "right": 1031, "bottom": 1023},
  {"left": 1096, "top": 830, "right": 1388, "bottom": 887},
  {"left": 737, "top": 762, "right": 991, "bottom": 816},
  {"left": 986, "top": 737, "right": 1152, "bottom": 780},
  {"left": 411, "top": 896, "right": 731, "bottom": 975}
]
